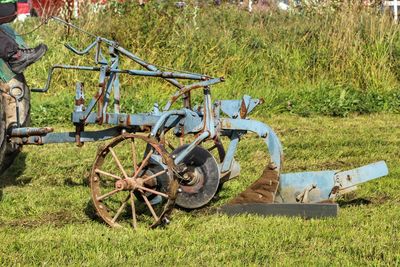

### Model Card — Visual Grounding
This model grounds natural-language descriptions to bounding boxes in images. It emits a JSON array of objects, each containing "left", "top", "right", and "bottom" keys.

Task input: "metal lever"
[{"left": 64, "top": 40, "right": 98, "bottom": 56}]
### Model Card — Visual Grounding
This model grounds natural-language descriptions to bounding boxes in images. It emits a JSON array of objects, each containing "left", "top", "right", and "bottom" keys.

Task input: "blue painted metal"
[
  {"left": 278, "top": 161, "right": 389, "bottom": 203},
  {"left": 10, "top": 127, "right": 53, "bottom": 138},
  {"left": 203, "top": 87, "right": 216, "bottom": 138},
  {"left": 150, "top": 110, "right": 187, "bottom": 137},
  {"left": 220, "top": 95, "right": 263, "bottom": 119},
  {"left": 5, "top": 17, "right": 388, "bottom": 212},
  {"left": 221, "top": 132, "right": 240, "bottom": 173},
  {"left": 173, "top": 131, "right": 210, "bottom": 165},
  {"left": 220, "top": 118, "right": 283, "bottom": 170},
  {"left": 74, "top": 82, "right": 85, "bottom": 112},
  {"left": 10, "top": 127, "right": 122, "bottom": 145},
  {"left": 332, "top": 161, "right": 389, "bottom": 193}
]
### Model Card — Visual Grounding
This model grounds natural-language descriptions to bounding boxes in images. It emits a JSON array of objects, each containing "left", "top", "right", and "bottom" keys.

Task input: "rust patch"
[
  {"left": 221, "top": 119, "right": 232, "bottom": 129},
  {"left": 75, "top": 98, "right": 85, "bottom": 106},
  {"left": 229, "top": 166, "right": 279, "bottom": 204},
  {"left": 240, "top": 99, "right": 247, "bottom": 119}
]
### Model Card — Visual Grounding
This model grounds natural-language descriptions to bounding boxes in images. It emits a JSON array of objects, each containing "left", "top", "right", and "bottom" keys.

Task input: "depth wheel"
[
  {"left": 172, "top": 145, "right": 220, "bottom": 209},
  {"left": 90, "top": 133, "right": 178, "bottom": 229}
]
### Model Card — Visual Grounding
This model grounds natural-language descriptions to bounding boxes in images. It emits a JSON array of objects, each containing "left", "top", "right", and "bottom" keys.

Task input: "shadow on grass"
[
  {"left": 0, "top": 152, "right": 29, "bottom": 189},
  {"left": 64, "top": 177, "right": 88, "bottom": 187},
  {"left": 337, "top": 198, "right": 372, "bottom": 207},
  {"left": 84, "top": 200, "right": 102, "bottom": 223}
]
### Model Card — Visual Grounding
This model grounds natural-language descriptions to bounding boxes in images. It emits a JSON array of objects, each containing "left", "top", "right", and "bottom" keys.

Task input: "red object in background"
[
  {"left": 17, "top": 1, "right": 31, "bottom": 15},
  {"left": 31, "top": 0, "right": 70, "bottom": 17},
  {"left": 17, "top": 0, "right": 127, "bottom": 18}
]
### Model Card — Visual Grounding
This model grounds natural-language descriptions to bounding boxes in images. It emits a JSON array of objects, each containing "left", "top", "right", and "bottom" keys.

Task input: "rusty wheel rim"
[{"left": 90, "top": 133, "right": 177, "bottom": 229}]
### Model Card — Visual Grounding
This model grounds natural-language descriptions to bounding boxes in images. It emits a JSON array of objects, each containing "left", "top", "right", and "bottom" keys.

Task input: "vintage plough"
[{"left": 0, "top": 18, "right": 388, "bottom": 228}]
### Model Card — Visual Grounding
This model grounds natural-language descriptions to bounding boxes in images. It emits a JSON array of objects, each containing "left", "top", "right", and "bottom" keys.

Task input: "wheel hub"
[
  {"left": 114, "top": 178, "right": 142, "bottom": 190},
  {"left": 172, "top": 145, "right": 220, "bottom": 209},
  {"left": 181, "top": 167, "right": 204, "bottom": 190}
]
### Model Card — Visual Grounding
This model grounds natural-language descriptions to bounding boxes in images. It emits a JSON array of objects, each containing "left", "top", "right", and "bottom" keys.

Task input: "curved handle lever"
[{"left": 64, "top": 40, "right": 98, "bottom": 56}]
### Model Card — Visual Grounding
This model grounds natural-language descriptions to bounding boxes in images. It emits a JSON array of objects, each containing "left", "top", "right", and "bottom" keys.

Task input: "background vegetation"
[
  {"left": 1, "top": 1, "right": 400, "bottom": 265},
  {"left": 13, "top": 0, "right": 400, "bottom": 125}
]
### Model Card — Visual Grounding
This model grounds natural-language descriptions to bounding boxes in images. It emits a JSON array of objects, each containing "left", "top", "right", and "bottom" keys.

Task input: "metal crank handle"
[{"left": 64, "top": 40, "right": 98, "bottom": 56}]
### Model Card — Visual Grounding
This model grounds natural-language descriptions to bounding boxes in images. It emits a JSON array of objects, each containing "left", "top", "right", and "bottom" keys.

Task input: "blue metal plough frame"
[{"left": 4, "top": 18, "right": 389, "bottom": 225}]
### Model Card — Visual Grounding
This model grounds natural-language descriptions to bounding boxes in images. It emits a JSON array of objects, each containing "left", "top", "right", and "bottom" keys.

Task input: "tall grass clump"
[{"left": 12, "top": 1, "right": 400, "bottom": 125}]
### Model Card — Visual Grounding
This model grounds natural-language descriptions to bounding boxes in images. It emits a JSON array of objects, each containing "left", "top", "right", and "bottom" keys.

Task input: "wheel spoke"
[
  {"left": 91, "top": 134, "right": 174, "bottom": 229},
  {"left": 142, "top": 169, "right": 167, "bottom": 184},
  {"left": 131, "top": 139, "right": 138, "bottom": 174},
  {"left": 136, "top": 185, "right": 169, "bottom": 198},
  {"left": 95, "top": 169, "right": 122, "bottom": 180},
  {"left": 97, "top": 188, "right": 122, "bottom": 201},
  {"left": 111, "top": 194, "right": 130, "bottom": 223},
  {"left": 132, "top": 150, "right": 153, "bottom": 179},
  {"left": 130, "top": 191, "right": 137, "bottom": 229},
  {"left": 141, "top": 191, "right": 159, "bottom": 221},
  {"left": 109, "top": 147, "right": 129, "bottom": 179}
]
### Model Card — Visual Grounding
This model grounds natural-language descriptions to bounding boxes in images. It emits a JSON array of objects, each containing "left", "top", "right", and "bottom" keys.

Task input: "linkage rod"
[{"left": 116, "top": 46, "right": 185, "bottom": 89}]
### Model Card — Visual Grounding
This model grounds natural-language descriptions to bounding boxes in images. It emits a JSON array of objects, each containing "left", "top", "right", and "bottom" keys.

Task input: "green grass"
[{"left": 1, "top": 114, "right": 399, "bottom": 266}]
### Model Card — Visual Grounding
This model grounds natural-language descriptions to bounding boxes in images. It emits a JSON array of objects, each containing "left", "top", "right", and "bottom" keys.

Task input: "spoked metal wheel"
[{"left": 90, "top": 133, "right": 178, "bottom": 229}]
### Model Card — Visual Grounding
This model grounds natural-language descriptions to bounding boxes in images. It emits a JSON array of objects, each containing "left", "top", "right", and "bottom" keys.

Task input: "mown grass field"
[
  {"left": 1, "top": 114, "right": 399, "bottom": 265},
  {"left": 2, "top": 1, "right": 400, "bottom": 266}
]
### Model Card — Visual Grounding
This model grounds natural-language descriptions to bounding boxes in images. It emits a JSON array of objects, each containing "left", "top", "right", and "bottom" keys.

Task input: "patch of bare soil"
[{"left": 1, "top": 210, "right": 87, "bottom": 228}]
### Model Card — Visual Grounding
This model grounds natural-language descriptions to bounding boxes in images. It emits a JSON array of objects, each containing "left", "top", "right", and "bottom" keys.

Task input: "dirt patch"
[
  {"left": 228, "top": 166, "right": 279, "bottom": 204},
  {"left": 2, "top": 210, "right": 87, "bottom": 228}
]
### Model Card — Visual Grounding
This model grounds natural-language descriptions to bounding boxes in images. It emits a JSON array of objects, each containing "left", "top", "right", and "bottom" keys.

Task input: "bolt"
[{"left": 178, "top": 188, "right": 182, "bottom": 193}]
